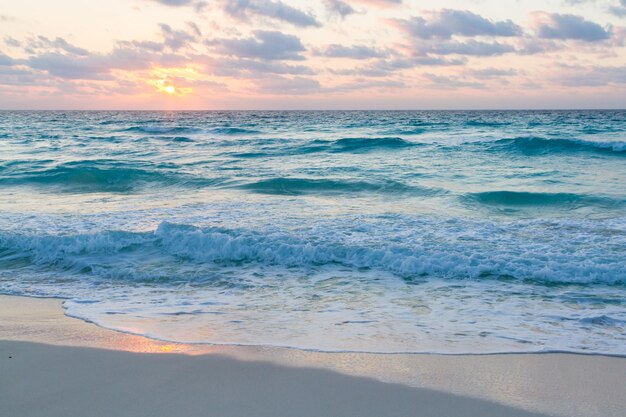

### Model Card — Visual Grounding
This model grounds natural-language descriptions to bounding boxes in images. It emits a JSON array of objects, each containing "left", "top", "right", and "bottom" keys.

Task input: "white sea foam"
[{"left": 1, "top": 216, "right": 625, "bottom": 285}]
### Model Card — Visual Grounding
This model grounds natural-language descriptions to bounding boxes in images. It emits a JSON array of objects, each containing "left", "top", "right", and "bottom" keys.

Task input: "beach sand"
[{"left": 1, "top": 295, "right": 625, "bottom": 417}]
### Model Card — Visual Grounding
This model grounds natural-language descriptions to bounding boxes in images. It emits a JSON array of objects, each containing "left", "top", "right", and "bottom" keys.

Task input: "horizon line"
[{"left": 1, "top": 108, "right": 625, "bottom": 112}]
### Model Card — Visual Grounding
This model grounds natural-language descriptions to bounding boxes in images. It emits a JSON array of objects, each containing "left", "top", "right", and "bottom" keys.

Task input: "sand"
[{"left": 1, "top": 295, "right": 625, "bottom": 417}]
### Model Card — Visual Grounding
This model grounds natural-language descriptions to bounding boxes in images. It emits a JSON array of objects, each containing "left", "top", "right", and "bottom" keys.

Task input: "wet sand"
[{"left": 1, "top": 295, "right": 625, "bottom": 417}]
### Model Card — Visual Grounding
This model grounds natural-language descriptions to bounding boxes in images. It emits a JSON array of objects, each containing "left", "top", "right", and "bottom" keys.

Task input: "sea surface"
[{"left": 0, "top": 110, "right": 625, "bottom": 354}]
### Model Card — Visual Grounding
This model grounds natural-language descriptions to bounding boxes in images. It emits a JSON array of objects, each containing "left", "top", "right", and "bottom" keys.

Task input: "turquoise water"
[{"left": 0, "top": 110, "right": 625, "bottom": 353}]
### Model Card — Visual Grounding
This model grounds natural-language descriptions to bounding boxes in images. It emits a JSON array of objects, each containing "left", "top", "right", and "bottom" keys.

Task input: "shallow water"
[{"left": 0, "top": 110, "right": 625, "bottom": 354}]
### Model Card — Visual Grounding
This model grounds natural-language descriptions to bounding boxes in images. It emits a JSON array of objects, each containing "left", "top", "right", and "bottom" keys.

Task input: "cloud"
[
  {"left": 321, "top": 78, "right": 406, "bottom": 95},
  {"left": 107, "top": 44, "right": 186, "bottom": 70},
  {"left": 187, "top": 22, "right": 202, "bottom": 37},
  {"left": 323, "top": 0, "right": 402, "bottom": 19},
  {"left": 415, "top": 39, "right": 516, "bottom": 56},
  {"left": 26, "top": 36, "right": 89, "bottom": 56},
  {"left": 532, "top": 13, "right": 611, "bottom": 42},
  {"left": 209, "top": 57, "right": 314, "bottom": 76},
  {"left": 351, "top": 0, "right": 402, "bottom": 6},
  {"left": 19, "top": 39, "right": 186, "bottom": 80},
  {"left": 223, "top": 0, "right": 320, "bottom": 27},
  {"left": 396, "top": 9, "right": 522, "bottom": 40},
  {"left": 4, "top": 37, "right": 21, "bottom": 48},
  {"left": 151, "top": 0, "right": 195, "bottom": 4},
  {"left": 0, "top": 54, "right": 15, "bottom": 66},
  {"left": 256, "top": 75, "right": 321, "bottom": 94},
  {"left": 423, "top": 73, "right": 485, "bottom": 89},
  {"left": 468, "top": 68, "right": 518, "bottom": 79},
  {"left": 317, "top": 44, "right": 389, "bottom": 59},
  {"left": 332, "top": 79, "right": 404, "bottom": 92},
  {"left": 515, "top": 38, "right": 560, "bottom": 55},
  {"left": 331, "top": 55, "right": 465, "bottom": 78},
  {"left": 609, "top": 0, "right": 626, "bottom": 16},
  {"left": 552, "top": 64, "right": 626, "bottom": 86},
  {"left": 390, "top": 10, "right": 522, "bottom": 61},
  {"left": 324, "top": 0, "right": 356, "bottom": 18},
  {"left": 0, "top": 29, "right": 199, "bottom": 88},
  {"left": 210, "top": 30, "right": 306, "bottom": 61},
  {"left": 149, "top": 0, "right": 207, "bottom": 10},
  {"left": 0, "top": 65, "right": 47, "bottom": 86},
  {"left": 149, "top": 0, "right": 319, "bottom": 26},
  {"left": 26, "top": 52, "right": 114, "bottom": 79},
  {"left": 158, "top": 23, "right": 197, "bottom": 50}
]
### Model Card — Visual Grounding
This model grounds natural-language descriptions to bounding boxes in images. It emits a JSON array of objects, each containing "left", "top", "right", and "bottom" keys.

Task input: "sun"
[{"left": 164, "top": 85, "right": 176, "bottom": 94}]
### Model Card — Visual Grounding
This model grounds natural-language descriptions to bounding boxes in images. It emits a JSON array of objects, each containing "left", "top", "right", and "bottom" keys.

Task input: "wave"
[
  {"left": 227, "top": 137, "right": 418, "bottom": 159},
  {"left": 151, "top": 136, "right": 195, "bottom": 143},
  {"left": 303, "top": 137, "right": 418, "bottom": 154},
  {"left": 1, "top": 220, "right": 624, "bottom": 285},
  {"left": 229, "top": 151, "right": 273, "bottom": 158},
  {"left": 209, "top": 127, "right": 261, "bottom": 135},
  {"left": 464, "top": 120, "right": 507, "bottom": 127},
  {"left": 581, "top": 126, "right": 624, "bottom": 135},
  {"left": 0, "top": 159, "right": 55, "bottom": 173},
  {"left": 121, "top": 126, "right": 201, "bottom": 134},
  {"left": 379, "top": 128, "right": 426, "bottom": 135},
  {"left": 0, "top": 161, "right": 220, "bottom": 193},
  {"left": 332, "top": 137, "right": 416, "bottom": 151},
  {"left": 464, "top": 191, "right": 624, "bottom": 209},
  {"left": 489, "top": 137, "right": 626, "bottom": 155},
  {"left": 238, "top": 177, "right": 435, "bottom": 196},
  {"left": 121, "top": 125, "right": 261, "bottom": 136}
]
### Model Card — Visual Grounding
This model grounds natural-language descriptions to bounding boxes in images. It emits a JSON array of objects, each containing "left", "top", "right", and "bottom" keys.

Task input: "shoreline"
[
  {"left": 2, "top": 294, "right": 625, "bottom": 417},
  {"left": 7, "top": 293, "right": 626, "bottom": 358},
  {"left": 48, "top": 295, "right": 626, "bottom": 358},
  {"left": 57, "top": 306, "right": 626, "bottom": 357}
]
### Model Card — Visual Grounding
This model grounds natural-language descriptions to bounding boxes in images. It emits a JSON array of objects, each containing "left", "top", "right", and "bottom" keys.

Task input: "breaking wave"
[{"left": 1, "top": 219, "right": 624, "bottom": 285}]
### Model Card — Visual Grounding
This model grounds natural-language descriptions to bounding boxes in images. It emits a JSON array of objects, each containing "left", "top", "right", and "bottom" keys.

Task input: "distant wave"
[
  {"left": 238, "top": 177, "right": 436, "bottom": 196},
  {"left": 1, "top": 220, "right": 624, "bottom": 285},
  {"left": 157, "top": 136, "right": 195, "bottom": 143},
  {"left": 489, "top": 136, "right": 626, "bottom": 155},
  {"left": 229, "top": 151, "right": 273, "bottom": 158},
  {"left": 0, "top": 161, "right": 220, "bottom": 193},
  {"left": 464, "top": 190, "right": 624, "bottom": 209},
  {"left": 379, "top": 127, "right": 426, "bottom": 135},
  {"left": 121, "top": 126, "right": 202, "bottom": 134},
  {"left": 209, "top": 127, "right": 261, "bottom": 135},
  {"left": 120, "top": 125, "right": 261, "bottom": 136},
  {"left": 581, "top": 126, "right": 624, "bottom": 135},
  {"left": 332, "top": 137, "right": 416, "bottom": 151},
  {"left": 226, "top": 137, "right": 420, "bottom": 159},
  {"left": 303, "top": 137, "right": 419, "bottom": 154},
  {"left": 464, "top": 120, "right": 507, "bottom": 127}
]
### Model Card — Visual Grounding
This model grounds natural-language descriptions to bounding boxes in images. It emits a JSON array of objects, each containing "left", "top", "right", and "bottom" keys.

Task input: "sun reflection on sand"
[{"left": 0, "top": 295, "right": 224, "bottom": 356}]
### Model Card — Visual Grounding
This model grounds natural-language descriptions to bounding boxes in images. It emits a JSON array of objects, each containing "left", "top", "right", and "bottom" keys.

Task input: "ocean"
[{"left": 0, "top": 110, "right": 624, "bottom": 354}]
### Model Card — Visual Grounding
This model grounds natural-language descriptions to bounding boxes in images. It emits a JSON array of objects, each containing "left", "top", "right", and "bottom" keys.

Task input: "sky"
[{"left": 0, "top": 0, "right": 624, "bottom": 109}]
